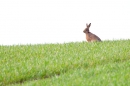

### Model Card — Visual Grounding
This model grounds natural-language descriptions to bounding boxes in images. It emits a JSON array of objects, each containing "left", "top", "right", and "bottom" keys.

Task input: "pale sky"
[{"left": 0, "top": 0, "right": 130, "bottom": 45}]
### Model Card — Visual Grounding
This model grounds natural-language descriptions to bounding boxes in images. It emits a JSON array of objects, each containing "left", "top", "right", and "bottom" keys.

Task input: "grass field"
[{"left": 0, "top": 40, "right": 130, "bottom": 86}]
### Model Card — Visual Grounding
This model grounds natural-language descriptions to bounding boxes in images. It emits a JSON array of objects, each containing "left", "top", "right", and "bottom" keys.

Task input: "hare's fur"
[{"left": 83, "top": 23, "right": 101, "bottom": 42}]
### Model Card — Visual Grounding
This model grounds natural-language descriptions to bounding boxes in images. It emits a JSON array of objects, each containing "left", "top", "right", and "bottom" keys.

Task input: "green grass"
[{"left": 0, "top": 40, "right": 130, "bottom": 86}]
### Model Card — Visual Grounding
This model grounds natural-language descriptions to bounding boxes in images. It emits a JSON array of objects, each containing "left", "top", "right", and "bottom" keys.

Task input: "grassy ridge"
[{"left": 0, "top": 40, "right": 130, "bottom": 86}]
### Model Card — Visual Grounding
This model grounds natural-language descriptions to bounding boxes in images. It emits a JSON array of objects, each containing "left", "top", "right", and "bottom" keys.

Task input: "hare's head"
[{"left": 83, "top": 23, "right": 91, "bottom": 33}]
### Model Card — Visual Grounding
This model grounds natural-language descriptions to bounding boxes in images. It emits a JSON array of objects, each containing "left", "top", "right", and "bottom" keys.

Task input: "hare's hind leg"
[
  {"left": 91, "top": 40, "right": 97, "bottom": 42},
  {"left": 91, "top": 39, "right": 101, "bottom": 42}
]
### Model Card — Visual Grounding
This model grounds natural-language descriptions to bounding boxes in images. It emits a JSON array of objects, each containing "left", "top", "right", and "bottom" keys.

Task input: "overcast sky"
[{"left": 0, "top": 0, "right": 130, "bottom": 45}]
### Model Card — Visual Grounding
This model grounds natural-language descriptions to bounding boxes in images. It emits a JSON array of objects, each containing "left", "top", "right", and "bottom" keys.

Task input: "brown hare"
[{"left": 83, "top": 23, "right": 101, "bottom": 42}]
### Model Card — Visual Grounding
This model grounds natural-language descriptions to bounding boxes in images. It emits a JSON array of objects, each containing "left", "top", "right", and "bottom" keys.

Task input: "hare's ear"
[
  {"left": 86, "top": 23, "right": 88, "bottom": 27},
  {"left": 88, "top": 23, "right": 91, "bottom": 27}
]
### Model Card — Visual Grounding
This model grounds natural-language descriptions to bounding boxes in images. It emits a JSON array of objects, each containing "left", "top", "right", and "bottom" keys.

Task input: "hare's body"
[
  {"left": 83, "top": 23, "right": 101, "bottom": 42},
  {"left": 85, "top": 32, "right": 101, "bottom": 42}
]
